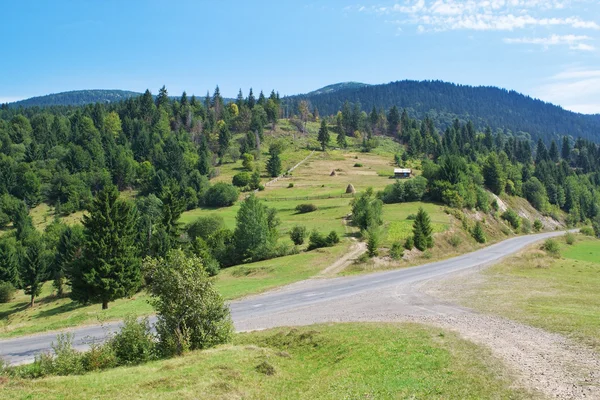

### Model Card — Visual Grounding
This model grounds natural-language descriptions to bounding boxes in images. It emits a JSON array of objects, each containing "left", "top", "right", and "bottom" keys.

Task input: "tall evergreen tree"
[
  {"left": 266, "top": 148, "right": 282, "bottom": 177},
  {"left": 483, "top": 152, "right": 505, "bottom": 195},
  {"left": 561, "top": 136, "right": 571, "bottom": 161},
  {"left": 197, "top": 134, "right": 211, "bottom": 176},
  {"left": 71, "top": 185, "right": 140, "bottom": 309},
  {"left": 318, "top": 119, "right": 330, "bottom": 151},
  {"left": 535, "top": 139, "right": 549, "bottom": 164},
  {"left": 52, "top": 225, "right": 84, "bottom": 296},
  {"left": 20, "top": 234, "right": 47, "bottom": 307},
  {"left": 233, "top": 194, "right": 278, "bottom": 263},
  {"left": 156, "top": 85, "right": 169, "bottom": 109},
  {"left": 412, "top": 207, "right": 433, "bottom": 251},
  {"left": 0, "top": 239, "right": 20, "bottom": 287},
  {"left": 549, "top": 140, "right": 560, "bottom": 162},
  {"left": 247, "top": 88, "right": 255, "bottom": 109},
  {"left": 387, "top": 105, "right": 400, "bottom": 137}
]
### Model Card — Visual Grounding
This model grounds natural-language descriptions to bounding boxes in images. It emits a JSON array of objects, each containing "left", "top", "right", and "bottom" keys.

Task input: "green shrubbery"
[
  {"left": 542, "top": 239, "right": 561, "bottom": 257},
  {"left": 295, "top": 203, "right": 318, "bottom": 214},
  {"left": 204, "top": 183, "right": 239, "bottom": 207},
  {"left": 0, "top": 281, "right": 15, "bottom": 303},
  {"left": 289, "top": 225, "right": 307, "bottom": 246},
  {"left": 307, "top": 230, "right": 340, "bottom": 251},
  {"left": 501, "top": 209, "right": 521, "bottom": 230}
]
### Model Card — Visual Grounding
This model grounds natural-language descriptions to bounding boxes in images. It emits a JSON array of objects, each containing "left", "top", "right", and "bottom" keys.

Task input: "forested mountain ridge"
[
  {"left": 8, "top": 90, "right": 143, "bottom": 108},
  {"left": 284, "top": 80, "right": 600, "bottom": 143}
]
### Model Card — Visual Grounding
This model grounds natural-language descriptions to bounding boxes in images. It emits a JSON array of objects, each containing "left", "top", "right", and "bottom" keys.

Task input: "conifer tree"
[
  {"left": 233, "top": 194, "right": 278, "bottom": 263},
  {"left": 71, "top": 185, "right": 140, "bottom": 310},
  {"left": 549, "top": 140, "right": 560, "bottom": 162},
  {"left": 483, "top": 152, "right": 505, "bottom": 195},
  {"left": 412, "top": 207, "right": 433, "bottom": 251},
  {"left": 197, "top": 134, "right": 211, "bottom": 176},
  {"left": 247, "top": 88, "right": 255, "bottom": 109},
  {"left": 0, "top": 239, "right": 20, "bottom": 288},
  {"left": 20, "top": 234, "right": 47, "bottom": 307},
  {"left": 156, "top": 85, "right": 169, "bottom": 108},
  {"left": 318, "top": 119, "right": 330, "bottom": 151},
  {"left": 472, "top": 221, "right": 486, "bottom": 243},
  {"left": 266, "top": 148, "right": 282, "bottom": 177},
  {"left": 535, "top": 139, "right": 549, "bottom": 164},
  {"left": 387, "top": 105, "right": 400, "bottom": 137},
  {"left": 561, "top": 136, "right": 571, "bottom": 161},
  {"left": 53, "top": 225, "right": 84, "bottom": 296}
]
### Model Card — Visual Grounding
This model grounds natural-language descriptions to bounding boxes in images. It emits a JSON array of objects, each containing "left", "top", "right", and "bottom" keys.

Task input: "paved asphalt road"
[{"left": 0, "top": 230, "right": 567, "bottom": 365}]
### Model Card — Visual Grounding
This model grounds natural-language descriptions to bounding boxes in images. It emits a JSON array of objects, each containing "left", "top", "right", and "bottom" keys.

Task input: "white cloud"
[
  {"left": 358, "top": 1, "right": 600, "bottom": 32},
  {"left": 536, "top": 68, "right": 600, "bottom": 114},
  {"left": 503, "top": 34, "right": 595, "bottom": 51}
]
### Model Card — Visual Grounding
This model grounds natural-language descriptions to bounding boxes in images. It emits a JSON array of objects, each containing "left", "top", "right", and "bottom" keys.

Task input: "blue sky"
[{"left": 1, "top": 0, "right": 599, "bottom": 113}]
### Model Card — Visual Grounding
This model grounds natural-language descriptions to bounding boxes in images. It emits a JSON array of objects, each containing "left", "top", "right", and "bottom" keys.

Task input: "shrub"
[
  {"left": 81, "top": 343, "right": 117, "bottom": 372},
  {"left": 521, "top": 219, "right": 532, "bottom": 234},
  {"left": 241, "top": 153, "right": 254, "bottom": 171},
  {"left": 472, "top": 222, "right": 486, "bottom": 243},
  {"left": 366, "top": 228, "right": 380, "bottom": 257},
  {"left": 501, "top": 210, "right": 521, "bottom": 230},
  {"left": 564, "top": 232, "right": 576, "bottom": 245},
  {"left": 403, "top": 236, "right": 414, "bottom": 250},
  {"left": 51, "top": 333, "right": 84, "bottom": 375},
  {"left": 145, "top": 250, "right": 232, "bottom": 357},
  {"left": 406, "top": 214, "right": 417, "bottom": 220},
  {"left": 109, "top": 316, "right": 156, "bottom": 366},
  {"left": 390, "top": 242, "right": 404, "bottom": 259},
  {"left": 326, "top": 231, "right": 340, "bottom": 245},
  {"left": 353, "top": 163, "right": 363, "bottom": 167},
  {"left": 204, "top": 183, "right": 239, "bottom": 207},
  {"left": 287, "top": 182, "right": 294, "bottom": 188},
  {"left": 256, "top": 360, "right": 276, "bottom": 375},
  {"left": 232, "top": 172, "right": 251, "bottom": 188},
  {"left": 542, "top": 239, "right": 560, "bottom": 257},
  {"left": 186, "top": 215, "right": 225, "bottom": 241},
  {"left": 579, "top": 226, "right": 594, "bottom": 236},
  {"left": 533, "top": 219, "right": 543, "bottom": 232},
  {"left": 0, "top": 281, "right": 15, "bottom": 303},
  {"left": 289, "top": 225, "right": 307, "bottom": 246},
  {"left": 295, "top": 203, "right": 317, "bottom": 214},
  {"left": 447, "top": 234, "right": 462, "bottom": 248}
]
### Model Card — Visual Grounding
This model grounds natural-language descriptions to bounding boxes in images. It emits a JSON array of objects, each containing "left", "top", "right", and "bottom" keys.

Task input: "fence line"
[{"left": 261, "top": 193, "right": 357, "bottom": 202}]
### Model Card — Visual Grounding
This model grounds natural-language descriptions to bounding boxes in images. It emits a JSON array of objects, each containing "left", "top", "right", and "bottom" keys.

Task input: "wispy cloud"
[
  {"left": 503, "top": 34, "right": 595, "bottom": 51},
  {"left": 355, "top": 1, "right": 600, "bottom": 32},
  {"left": 536, "top": 67, "right": 600, "bottom": 114}
]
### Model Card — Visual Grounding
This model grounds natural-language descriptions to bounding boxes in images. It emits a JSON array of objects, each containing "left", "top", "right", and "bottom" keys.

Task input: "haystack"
[
  {"left": 330, "top": 170, "right": 336, "bottom": 176},
  {"left": 346, "top": 184, "right": 356, "bottom": 194}
]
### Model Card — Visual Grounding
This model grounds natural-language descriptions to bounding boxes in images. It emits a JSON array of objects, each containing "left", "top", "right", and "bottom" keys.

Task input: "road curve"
[{"left": 0, "top": 230, "right": 567, "bottom": 365}]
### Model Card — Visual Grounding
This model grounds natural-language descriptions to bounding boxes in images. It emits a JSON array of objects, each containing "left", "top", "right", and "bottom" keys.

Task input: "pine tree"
[
  {"left": 233, "top": 194, "right": 277, "bottom": 262},
  {"left": 412, "top": 207, "right": 433, "bottom": 251},
  {"left": 53, "top": 225, "right": 84, "bottom": 296},
  {"left": 156, "top": 85, "right": 169, "bottom": 109},
  {"left": 71, "top": 185, "right": 141, "bottom": 310},
  {"left": 535, "top": 139, "right": 549, "bottom": 164},
  {"left": 197, "top": 134, "right": 211, "bottom": 176},
  {"left": 317, "top": 119, "right": 330, "bottom": 151},
  {"left": 20, "top": 234, "right": 47, "bottom": 307},
  {"left": 217, "top": 121, "right": 231, "bottom": 161},
  {"left": 159, "top": 186, "right": 184, "bottom": 249},
  {"left": 266, "top": 150, "right": 282, "bottom": 177},
  {"left": 247, "top": 88, "right": 255, "bottom": 109},
  {"left": 336, "top": 127, "right": 347, "bottom": 148},
  {"left": 472, "top": 221, "right": 486, "bottom": 243},
  {"left": 549, "top": 140, "right": 560, "bottom": 162},
  {"left": 561, "top": 136, "right": 571, "bottom": 161},
  {"left": 387, "top": 105, "right": 400, "bottom": 137},
  {"left": 0, "top": 239, "right": 20, "bottom": 288},
  {"left": 482, "top": 152, "right": 505, "bottom": 195}
]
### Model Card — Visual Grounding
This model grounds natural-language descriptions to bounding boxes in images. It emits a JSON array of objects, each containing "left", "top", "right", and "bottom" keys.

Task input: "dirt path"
[{"left": 319, "top": 240, "right": 366, "bottom": 276}]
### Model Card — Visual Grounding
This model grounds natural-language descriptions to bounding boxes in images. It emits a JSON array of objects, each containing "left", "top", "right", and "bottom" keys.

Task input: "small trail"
[
  {"left": 261, "top": 150, "right": 315, "bottom": 189},
  {"left": 319, "top": 240, "right": 367, "bottom": 276}
]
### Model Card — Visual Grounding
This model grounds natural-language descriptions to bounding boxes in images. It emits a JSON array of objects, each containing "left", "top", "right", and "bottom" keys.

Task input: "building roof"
[{"left": 394, "top": 168, "right": 412, "bottom": 174}]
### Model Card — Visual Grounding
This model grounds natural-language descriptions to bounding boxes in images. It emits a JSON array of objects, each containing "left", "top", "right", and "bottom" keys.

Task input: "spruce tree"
[
  {"left": 472, "top": 221, "right": 486, "bottom": 243},
  {"left": 266, "top": 150, "right": 282, "bottom": 177},
  {"left": 20, "top": 234, "right": 47, "bottom": 307},
  {"left": 71, "top": 185, "right": 140, "bottom": 310},
  {"left": 412, "top": 207, "right": 433, "bottom": 251},
  {"left": 483, "top": 152, "right": 505, "bottom": 195},
  {"left": 561, "top": 136, "right": 571, "bottom": 161},
  {"left": 53, "top": 225, "right": 84, "bottom": 296},
  {"left": 387, "top": 105, "right": 400, "bottom": 137},
  {"left": 197, "top": 134, "right": 211, "bottom": 176},
  {"left": 549, "top": 140, "right": 560, "bottom": 163},
  {"left": 0, "top": 239, "right": 20, "bottom": 288},
  {"left": 233, "top": 194, "right": 277, "bottom": 262},
  {"left": 318, "top": 119, "right": 330, "bottom": 151}
]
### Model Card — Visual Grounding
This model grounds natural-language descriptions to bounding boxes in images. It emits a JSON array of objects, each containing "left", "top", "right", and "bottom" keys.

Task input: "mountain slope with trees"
[
  {"left": 7, "top": 90, "right": 143, "bottom": 108},
  {"left": 284, "top": 80, "right": 600, "bottom": 144}
]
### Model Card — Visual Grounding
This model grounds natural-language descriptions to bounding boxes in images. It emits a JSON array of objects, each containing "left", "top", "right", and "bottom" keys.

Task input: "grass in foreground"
[
  {"left": 457, "top": 235, "right": 600, "bottom": 350},
  {"left": 0, "top": 323, "right": 535, "bottom": 399}
]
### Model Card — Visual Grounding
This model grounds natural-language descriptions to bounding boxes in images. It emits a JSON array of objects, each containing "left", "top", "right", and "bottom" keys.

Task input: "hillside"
[
  {"left": 8, "top": 89, "right": 142, "bottom": 108},
  {"left": 284, "top": 80, "right": 600, "bottom": 143}
]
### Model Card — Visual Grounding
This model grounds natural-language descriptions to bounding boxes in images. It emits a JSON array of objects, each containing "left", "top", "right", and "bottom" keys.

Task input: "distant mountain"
[
  {"left": 306, "top": 82, "right": 371, "bottom": 96},
  {"left": 8, "top": 90, "right": 142, "bottom": 108},
  {"left": 284, "top": 80, "right": 600, "bottom": 143}
]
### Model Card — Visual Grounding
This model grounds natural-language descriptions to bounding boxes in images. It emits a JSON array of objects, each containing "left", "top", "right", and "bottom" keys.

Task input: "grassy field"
[
  {"left": 0, "top": 323, "right": 535, "bottom": 399},
  {"left": 457, "top": 235, "right": 600, "bottom": 350}
]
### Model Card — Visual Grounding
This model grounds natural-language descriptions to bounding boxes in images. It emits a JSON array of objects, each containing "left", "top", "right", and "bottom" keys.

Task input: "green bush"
[
  {"left": 51, "top": 333, "right": 84, "bottom": 375},
  {"left": 326, "top": 231, "right": 340, "bottom": 245},
  {"left": 109, "top": 316, "right": 156, "bottom": 366},
  {"left": 579, "top": 226, "right": 594, "bottom": 236},
  {"left": 501, "top": 209, "right": 521, "bottom": 230},
  {"left": 145, "top": 250, "right": 232, "bottom": 357},
  {"left": 287, "top": 182, "right": 294, "bottom": 188},
  {"left": 521, "top": 219, "right": 532, "bottom": 234},
  {"left": 232, "top": 172, "right": 251, "bottom": 188},
  {"left": 295, "top": 203, "right": 317, "bottom": 213},
  {"left": 204, "top": 183, "right": 239, "bottom": 207},
  {"left": 307, "top": 230, "right": 339, "bottom": 250},
  {"left": 289, "top": 225, "right": 307, "bottom": 246},
  {"left": 81, "top": 343, "right": 117, "bottom": 372},
  {"left": 366, "top": 228, "right": 380, "bottom": 257},
  {"left": 403, "top": 236, "right": 414, "bottom": 250},
  {"left": 533, "top": 219, "right": 543, "bottom": 232},
  {"left": 0, "top": 281, "right": 15, "bottom": 303},
  {"left": 353, "top": 163, "right": 363, "bottom": 167},
  {"left": 542, "top": 239, "right": 560, "bottom": 257},
  {"left": 406, "top": 214, "right": 416, "bottom": 220},
  {"left": 472, "top": 222, "right": 486, "bottom": 243},
  {"left": 390, "top": 242, "right": 404, "bottom": 259},
  {"left": 564, "top": 232, "right": 576, "bottom": 245},
  {"left": 447, "top": 234, "right": 462, "bottom": 248},
  {"left": 186, "top": 215, "right": 225, "bottom": 241}
]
